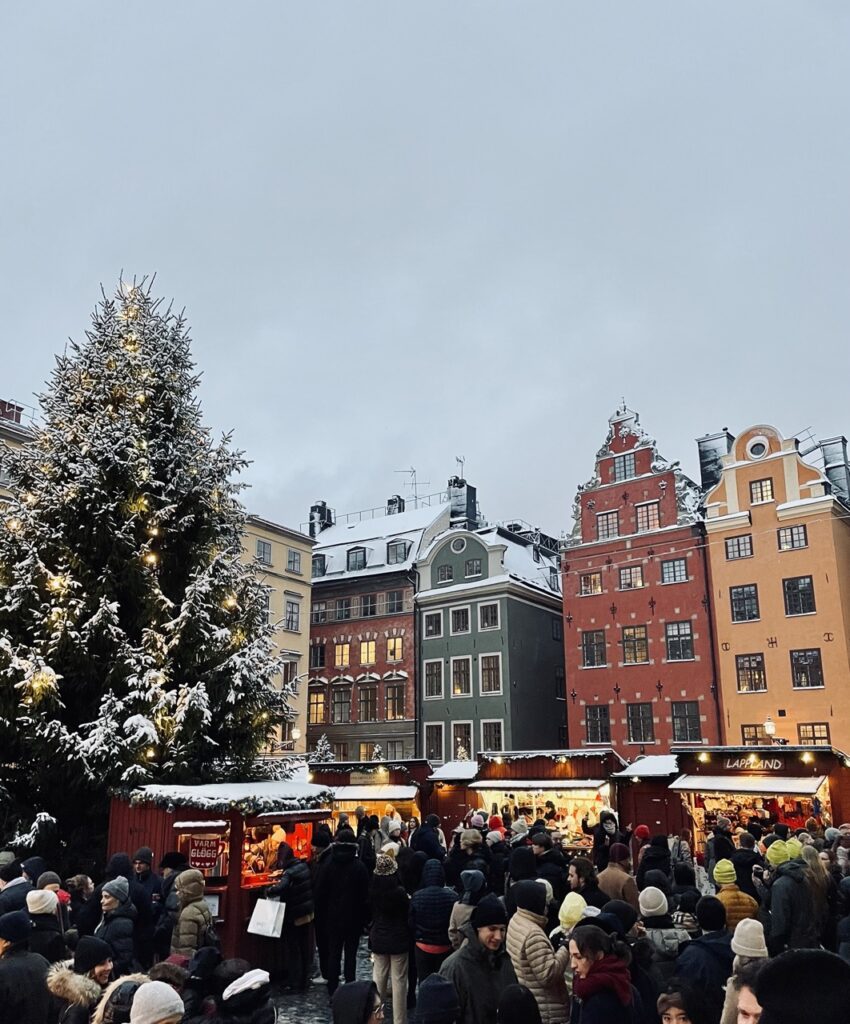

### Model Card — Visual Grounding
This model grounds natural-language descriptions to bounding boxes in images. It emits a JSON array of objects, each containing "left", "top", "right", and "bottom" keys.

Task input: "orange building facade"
[{"left": 702, "top": 425, "right": 850, "bottom": 750}]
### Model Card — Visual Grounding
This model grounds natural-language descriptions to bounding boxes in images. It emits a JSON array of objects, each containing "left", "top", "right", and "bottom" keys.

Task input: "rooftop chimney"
[
  {"left": 386, "top": 494, "right": 405, "bottom": 515},
  {"left": 820, "top": 436, "right": 850, "bottom": 506},
  {"left": 447, "top": 476, "right": 478, "bottom": 528},
  {"left": 309, "top": 500, "right": 334, "bottom": 538},
  {"left": 696, "top": 429, "right": 735, "bottom": 492}
]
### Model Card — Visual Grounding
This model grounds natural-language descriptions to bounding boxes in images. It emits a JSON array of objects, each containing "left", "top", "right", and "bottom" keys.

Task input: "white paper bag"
[{"left": 247, "top": 897, "right": 286, "bottom": 938}]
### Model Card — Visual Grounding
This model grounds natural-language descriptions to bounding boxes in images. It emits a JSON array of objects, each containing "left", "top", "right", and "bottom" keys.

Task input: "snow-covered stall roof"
[
  {"left": 612, "top": 755, "right": 679, "bottom": 778},
  {"left": 130, "top": 780, "right": 333, "bottom": 816},
  {"left": 428, "top": 760, "right": 481, "bottom": 782},
  {"left": 332, "top": 785, "right": 418, "bottom": 802},
  {"left": 313, "top": 502, "right": 452, "bottom": 581}
]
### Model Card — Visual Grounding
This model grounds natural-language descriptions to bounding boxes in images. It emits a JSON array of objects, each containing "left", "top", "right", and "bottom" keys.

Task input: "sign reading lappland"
[
  {"left": 723, "top": 757, "right": 784, "bottom": 771},
  {"left": 189, "top": 837, "right": 220, "bottom": 870}
]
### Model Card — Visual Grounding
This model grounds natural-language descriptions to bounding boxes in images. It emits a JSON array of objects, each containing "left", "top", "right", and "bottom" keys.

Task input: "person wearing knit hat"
[
  {"left": 597, "top": 842, "right": 639, "bottom": 913},
  {"left": 508, "top": 819, "right": 528, "bottom": 848},
  {"left": 381, "top": 841, "right": 401, "bottom": 860},
  {"left": 438, "top": 895, "right": 515, "bottom": 1024},
  {"left": 719, "top": 923, "right": 770, "bottom": 1024},
  {"left": 47, "top": 934, "right": 113, "bottom": 1024},
  {"left": 784, "top": 836, "right": 803, "bottom": 859},
  {"left": 0, "top": 909, "right": 52, "bottom": 1024},
  {"left": 638, "top": 886, "right": 668, "bottom": 919},
  {"left": 131, "top": 846, "right": 161, "bottom": 968},
  {"left": 129, "top": 979, "right": 184, "bottom": 1024},
  {"left": 765, "top": 839, "right": 789, "bottom": 867},
  {"left": 825, "top": 826, "right": 841, "bottom": 844},
  {"left": 488, "top": 814, "right": 505, "bottom": 838},
  {"left": 25, "top": 888, "right": 67, "bottom": 963},
  {"left": 485, "top": 830, "right": 502, "bottom": 846},
  {"left": 448, "top": 870, "right": 487, "bottom": 951},
  {"left": 506, "top": 880, "right": 569, "bottom": 1023},
  {"left": 375, "top": 854, "right": 398, "bottom": 876},
  {"left": 153, "top": 853, "right": 188, "bottom": 963},
  {"left": 558, "top": 891, "right": 587, "bottom": 933},
  {"left": 755, "top": 949, "right": 850, "bottom": 1024},
  {"left": 601, "top": 899, "right": 638, "bottom": 937},
  {"left": 639, "top": 886, "right": 691, "bottom": 963},
  {"left": 414, "top": 974, "right": 461, "bottom": 1024},
  {"left": 731, "top": 917, "right": 768, "bottom": 959},
  {"left": 459, "top": 829, "right": 483, "bottom": 851},
  {"left": 765, "top": 841, "right": 820, "bottom": 954},
  {"left": 368, "top": 847, "right": 410, "bottom": 1024},
  {"left": 95, "top": 876, "right": 137, "bottom": 975},
  {"left": 713, "top": 859, "right": 758, "bottom": 930}
]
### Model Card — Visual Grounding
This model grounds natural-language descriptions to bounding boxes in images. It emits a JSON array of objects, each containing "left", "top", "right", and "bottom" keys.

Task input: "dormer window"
[
  {"left": 312, "top": 554, "right": 326, "bottom": 578},
  {"left": 387, "top": 540, "right": 410, "bottom": 565},
  {"left": 437, "top": 565, "right": 453, "bottom": 583},
  {"left": 347, "top": 547, "right": 367, "bottom": 571}
]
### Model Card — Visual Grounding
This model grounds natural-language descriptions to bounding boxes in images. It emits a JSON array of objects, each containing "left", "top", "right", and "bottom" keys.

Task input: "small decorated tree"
[
  {"left": 371, "top": 743, "right": 384, "bottom": 762},
  {"left": 308, "top": 734, "right": 334, "bottom": 764},
  {"left": 0, "top": 280, "right": 295, "bottom": 859},
  {"left": 455, "top": 741, "right": 470, "bottom": 762}
]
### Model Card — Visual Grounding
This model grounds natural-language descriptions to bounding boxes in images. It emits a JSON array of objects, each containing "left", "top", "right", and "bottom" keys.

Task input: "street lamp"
[
  {"left": 763, "top": 716, "right": 776, "bottom": 743},
  {"left": 291, "top": 727, "right": 302, "bottom": 742}
]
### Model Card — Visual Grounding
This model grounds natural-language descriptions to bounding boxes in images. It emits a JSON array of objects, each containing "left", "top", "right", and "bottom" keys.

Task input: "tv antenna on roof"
[
  {"left": 395, "top": 466, "right": 430, "bottom": 507},
  {"left": 455, "top": 455, "right": 466, "bottom": 478}
]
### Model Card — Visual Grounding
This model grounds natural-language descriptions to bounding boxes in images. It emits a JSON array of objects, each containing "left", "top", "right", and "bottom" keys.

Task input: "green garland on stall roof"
[{"left": 121, "top": 786, "right": 334, "bottom": 817}]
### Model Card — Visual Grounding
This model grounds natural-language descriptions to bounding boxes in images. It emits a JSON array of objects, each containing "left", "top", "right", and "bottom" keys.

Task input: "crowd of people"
[{"left": 3, "top": 809, "right": 850, "bottom": 1024}]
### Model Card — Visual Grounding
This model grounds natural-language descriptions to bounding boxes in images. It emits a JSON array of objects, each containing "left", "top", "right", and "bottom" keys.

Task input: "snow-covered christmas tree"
[
  {"left": 308, "top": 734, "right": 333, "bottom": 763},
  {"left": 0, "top": 280, "right": 295, "bottom": 855}
]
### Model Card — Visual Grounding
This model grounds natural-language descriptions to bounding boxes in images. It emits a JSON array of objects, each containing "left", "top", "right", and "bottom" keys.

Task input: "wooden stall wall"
[
  {"left": 615, "top": 779, "right": 687, "bottom": 837},
  {"left": 425, "top": 784, "right": 472, "bottom": 826}
]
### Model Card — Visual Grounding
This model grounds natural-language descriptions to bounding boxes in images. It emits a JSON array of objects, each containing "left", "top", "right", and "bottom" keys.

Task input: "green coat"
[{"left": 439, "top": 922, "right": 517, "bottom": 1024}]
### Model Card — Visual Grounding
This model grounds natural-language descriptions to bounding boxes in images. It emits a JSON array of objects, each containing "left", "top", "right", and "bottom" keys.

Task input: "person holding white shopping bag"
[{"left": 267, "top": 841, "right": 315, "bottom": 992}]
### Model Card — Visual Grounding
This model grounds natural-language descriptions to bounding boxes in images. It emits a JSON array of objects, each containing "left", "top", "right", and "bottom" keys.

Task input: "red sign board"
[{"left": 189, "top": 837, "right": 220, "bottom": 871}]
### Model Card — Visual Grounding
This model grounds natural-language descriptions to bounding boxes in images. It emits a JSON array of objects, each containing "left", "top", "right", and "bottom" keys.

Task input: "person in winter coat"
[
  {"left": 65, "top": 875, "right": 94, "bottom": 929},
  {"left": 94, "top": 877, "right": 138, "bottom": 975},
  {"left": 674, "top": 897, "right": 733, "bottom": 1023},
  {"left": 671, "top": 863, "right": 702, "bottom": 912},
  {"left": 567, "top": 858, "right": 608, "bottom": 910},
  {"left": 498, "top": 983, "right": 543, "bottom": 1024},
  {"left": 636, "top": 836, "right": 672, "bottom": 891},
  {"left": 411, "top": 815, "right": 446, "bottom": 864},
  {"left": 0, "top": 860, "right": 34, "bottom": 916},
  {"left": 568, "top": 924, "right": 637, "bottom": 1024},
  {"left": 0, "top": 909, "right": 51, "bottom": 1024},
  {"left": 444, "top": 831, "right": 490, "bottom": 891},
  {"left": 582, "top": 811, "right": 632, "bottom": 873},
  {"left": 367, "top": 854, "right": 409, "bottom": 1024},
  {"left": 26, "top": 888, "right": 67, "bottom": 963},
  {"left": 718, "top": 919, "right": 768, "bottom": 1024},
  {"left": 47, "top": 935, "right": 114, "bottom": 1024},
  {"left": 531, "top": 833, "right": 568, "bottom": 905},
  {"left": 316, "top": 828, "right": 371, "bottom": 996},
  {"left": 153, "top": 852, "right": 189, "bottom": 962},
  {"left": 754, "top": 948, "right": 850, "bottom": 1024},
  {"left": 486, "top": 831, "right": 509, "bottom": 896},
  {"left": 409, "top": 858, "right": 458, "bottom": 985},
  {"left": 77, "top": 854, "right": 152, "bottom": 953},
  {"left": 712, "top": 860, "right": 758, "bottom": 931},
  {"left": 731, "top": 833, "right": 763, "bottom": 902},
  {"left": 764, "top": 844, "right": 819, "bottom": 953},
  {"left": 448, "top": 870, "right": 487, "bottom": 950},
  {"left": 505, "top": 879, "right": 570, "bottom": 1024},
  {"left": 505, "top": 846, "right": 538, "bottom": 919},
  {"left": 637, "top": 886, "right": 690, "bottom": 988},
  {"left": 36, "top": 872, "right": 72, "bottom": 933},
  {"left": 170, "top": 869, "right": 212, "bottom": 959},
  {"left": 268, "top": 841, "right": 314, "bottom": 992},
  {"left": 705, "top": 818, "right": 735, "bottom": 885},
  {"left": 91, "top": 973, "right": 149, "bottom": 1024},
  {"left": 357, "top": 820, "right": 378, "bottom": 874},
  {"left": 127, "top": 979, "right": 184, "bottom": 1024},
  {"left": 439, "top": 895, "right": 517, "bottom": 1024},
  {"left": 597, "top": 844, "right": 639, "bottom": 913},
  {"left": 331, "top": 979, "right": 382, "bottom": 1024},
  {"left": 212, "top": 965, "right": 274, "bottom": 1024},
  {"left": 130, "top": 847, "right": 161, "bottom": 969}
]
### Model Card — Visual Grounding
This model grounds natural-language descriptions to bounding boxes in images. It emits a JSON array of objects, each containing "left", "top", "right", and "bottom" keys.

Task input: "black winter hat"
[
  {"left": 21, "top": 856, "right": 47, "bottom": 881},
  {"left": 696, "top": 895, "right": 726, "bottom": 932},
  {"left": 497, "top": 984, "right": 543, "bottom": 1024},
  {"left": 601, "top": 899, "right": 638, "bottom": 934},
  {"left": 513, "top": 879, "right": 546, "bottom": 917},
  {"left": 415, "top": 975, "right": 460, "bottom": 1024},
  {"left": 0, "top": 859, "right": 22, "bottom": 883},
  {"left": 470, "top": 894, "right": 508, "bottom": 930},
  {"left": 774, "top": 824, "right": 790, "bottom": 840},
  {"left": 159, "top": 852, "right": 189, "bottom": 871},
  {"left": 0, "top": 910, "right": 31, "bottom": 944},
  {"left": 132, "top": 847, "right": 153, "bottom": 866},
  {"left": 74, "top": 935, "right": 114, "bottom": 974},
  {"left": 756, "top": 950, "right": 850, "bottom": 1024},
  {"left": 331, "top": 980, "right": 379, "bottom": 1024},
  {"left": 312, "top": 830, "right": 332, "bottom": 849},
  {"left": 508, "top": 846, "right": 537, "bottom": 882}
]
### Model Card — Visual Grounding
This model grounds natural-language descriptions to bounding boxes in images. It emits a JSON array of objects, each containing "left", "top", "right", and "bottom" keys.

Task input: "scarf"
[{"left": 573, "top": 954, "right": 633, "bottom": 1007}]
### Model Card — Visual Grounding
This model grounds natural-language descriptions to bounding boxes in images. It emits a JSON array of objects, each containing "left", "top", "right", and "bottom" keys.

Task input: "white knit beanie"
[
  {"left": 129, "top": 981, "right": 184, "bottom": 1024},
  {"left": 638, "top": 885, "right": 668, "bottom": 918},
  {"left": 731, "top": 918, "right": 768, "bottom": 958},
  {"left": 26, "top": 888, "right": 58, "bottom": 915}
]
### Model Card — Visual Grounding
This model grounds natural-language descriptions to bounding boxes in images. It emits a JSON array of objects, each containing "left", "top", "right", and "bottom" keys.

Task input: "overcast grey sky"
[{"left": 2, "top": 3, "right": 848, "bottom": 536}]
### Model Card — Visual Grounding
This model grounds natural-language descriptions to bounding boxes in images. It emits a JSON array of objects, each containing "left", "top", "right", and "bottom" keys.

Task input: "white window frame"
[
  {"left": 256, "top": 538, "right": 272, "bottom": 565},
  {"left": 450, "top": 655, "right": 473, "bottom": 698},
  {"left": 286, "top": 548, "right": 302, "bottom": 574},
  {"left": 478, "top": 651, "right": 503, "bottom": 696},
  {"left": 478, "top": 601, "right": 500, "bottom": 631},
  {"left": 450, "top": 605, "right": 472, "bottom": 636},
  {"left": 423, "top": 658, "right": 444, "bottom": 700},
  {"left": 464, "top": 557, "right": 483, "bottom": 578},
  {"left": 480, "top": 718, "right": 505, "bottom": 752},
  {"left": 451, "top": 720, "right": 474, "bottom": 759},
  {"left": 660, "top": 558, "right": 688, "bottom": 585},
  {"left": 635, "top": 500, "right": 661, "bottom": 533},
  {"left": 423, "top": 610, "right": 443, "bottom": 639},
  {"left": 424, "top": 721, "right": 445, "bottom": 763},
  {"left": 284, "top": 599, "right": 300, "bottom": 632}
]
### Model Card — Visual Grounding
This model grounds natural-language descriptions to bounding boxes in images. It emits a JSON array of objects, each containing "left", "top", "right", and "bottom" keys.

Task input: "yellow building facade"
[
  {"left": 703, "top": 425, "right": 850, "bottom": 749},
  {"left": 242, "top": 515, "right": 314, "bottom": 755}
]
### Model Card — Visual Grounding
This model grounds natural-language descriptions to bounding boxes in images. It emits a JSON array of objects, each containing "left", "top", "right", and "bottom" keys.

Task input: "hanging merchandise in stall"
[{"left": 306, "top": 758, "right": 432, "bottom": 827}]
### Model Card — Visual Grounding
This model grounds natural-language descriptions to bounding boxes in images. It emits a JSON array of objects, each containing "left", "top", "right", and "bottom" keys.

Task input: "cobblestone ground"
[{"left": 271, "top": 938, "right": 409, "bottom": 1024}]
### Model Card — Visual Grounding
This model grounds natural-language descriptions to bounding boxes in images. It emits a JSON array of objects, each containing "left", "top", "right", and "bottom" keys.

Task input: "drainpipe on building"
[
  {"left": 699, "top": 531, "right": 724, "bottom": 744},
  {"left": 408, "top": 568, "right": 421, "bottom": 758}
]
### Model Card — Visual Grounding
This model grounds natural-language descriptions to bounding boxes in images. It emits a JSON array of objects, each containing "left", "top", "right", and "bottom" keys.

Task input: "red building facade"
[{"left": 562, "top": 407, "right": 722, "bottom": 755}]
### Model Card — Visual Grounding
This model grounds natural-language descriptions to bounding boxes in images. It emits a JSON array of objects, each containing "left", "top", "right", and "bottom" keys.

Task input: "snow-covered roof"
[
  {"left": 612, "top": 755, "right": 678, "bottom": 778},
  {"left": 332, "top": 785, "right": 418, "bottom": 802},
  {"left": 131, "top": 780, "right": 333, "bottom": 816},
  {"left": 428, "top": 760, "right": 481, "bottom": 782},
  {"left": 312, "top": 503, "right": 451, "bottom": 581}
]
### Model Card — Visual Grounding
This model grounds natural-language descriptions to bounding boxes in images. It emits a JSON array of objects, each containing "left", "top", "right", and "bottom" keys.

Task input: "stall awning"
[
  {"left": 332, "top": 785, "right": 418, "bottom": 802},
  {"left": 670, "top": 774, "right": 826, "bottom": 795},
  {"left": 469, "top": 779, "right": 605, "bottom": 791}
]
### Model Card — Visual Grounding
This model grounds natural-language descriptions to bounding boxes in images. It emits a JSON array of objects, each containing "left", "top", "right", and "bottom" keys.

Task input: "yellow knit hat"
[
  {"left": 713, "top": 859, "right": 737, "bottom": 884},
  {"left": 766, "top": 839, "right": 789, "bottom": 866},
  {"left": 559, "top": 891, "right": 587, "bottom": 930},
  {"left": 785, "top": 837, "right": 803, "bottom": 859}
]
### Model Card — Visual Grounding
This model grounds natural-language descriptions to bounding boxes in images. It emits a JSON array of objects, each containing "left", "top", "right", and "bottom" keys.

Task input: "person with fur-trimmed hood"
[
  {"left": 90, "top": 972, "right": 148, "bottom": 1024},
  {"left": 0, "top": 909, "right": 51, "bottom": 1024},
  {"left": 48, "top": 935, "right": 114, "bottom": 1024}
]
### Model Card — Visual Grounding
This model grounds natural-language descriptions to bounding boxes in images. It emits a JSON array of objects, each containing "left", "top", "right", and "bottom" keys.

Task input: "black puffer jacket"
[
  {"left": 636, "top": 839, "right": 672, "bottom": 890},
  {"left": 314, "top": 841, "right": 370, "bottom": 935},
  {"left": 77, "top": 854, "right": 152, "bottom": 942},
  {"left": 0, "top": 945, "right": 51, "bottom": 1024},
  {"left": 28, "top": 912, "right": 67, "bottom": 963},
  {"left": 268, "top": 858, "right": 314, "bottom": 924},
  {"left": 410, "top": 822, "right": 445, "bottom": 862},
  {"left": 767, "top": 859, "right": 820, "bottom": 953},
  {"left": 731, "top": 848, "right": 763, "bottom": 902},
  {"left": 369, "top": 873, "right": 410, "bottom": 955},
  {"left": 487, "top": 839, "right": 509, "bottom": 896},
  {"left": 409, "top": 859, "right": 458, "bottom": 946},
  {"left": 95, "top": 900, "right": 137, "bottom": 974},
  {"left": 536, "top": 848, "right": 568, "bottom": 904}
]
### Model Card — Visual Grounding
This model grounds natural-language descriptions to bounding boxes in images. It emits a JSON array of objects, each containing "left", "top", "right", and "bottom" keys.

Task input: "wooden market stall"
[
  {"left": 109, "top": 777, "right": 332, "bottom": 971},
  {"left": 306, "top": 758, "right": 433, "bottom": 828},
  {"left": 666, "top": 745, "right": 850, "bottom": 854},
  {"left": 426, "top": 760, "right": 482, "bottom": 826},
  {"left": 612, "top": 754, "right": 687, "bottom": 838}
]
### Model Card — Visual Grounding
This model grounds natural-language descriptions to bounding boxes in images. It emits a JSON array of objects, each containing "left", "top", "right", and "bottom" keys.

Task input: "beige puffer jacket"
[
  {"left": 506, "top": 907, "right": 570, "bottom": 1024},
  {"left": 171, "top": 868, "right": 212, "bottom": 956}
]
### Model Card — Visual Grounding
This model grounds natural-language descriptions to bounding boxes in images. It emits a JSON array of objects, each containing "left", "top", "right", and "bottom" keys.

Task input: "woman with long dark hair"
[{"left": 568, "top": 923, "right": 637, "bottom": 1024}]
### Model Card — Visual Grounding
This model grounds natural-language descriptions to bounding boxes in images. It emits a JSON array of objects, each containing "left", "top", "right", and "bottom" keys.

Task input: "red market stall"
[
  {"left": 305, "top": 759, "right": 433, "bottom": 828},
  {"left": 109, "top": 778, "right": 332, "bottom": 971},
  {"left": 612, "top": 754, "right": 687, "bottom": 839}
]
